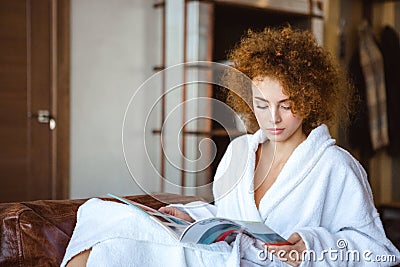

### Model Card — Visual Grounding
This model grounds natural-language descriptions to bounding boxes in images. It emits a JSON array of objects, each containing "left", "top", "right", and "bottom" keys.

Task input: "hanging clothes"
[
  {"left": 380, "top": 25, "right": 400, "bottom": 156},
  {"left": 358, "top": 20, "right": 389, "bottom": 151},
  {"left": 348, "top": 49, "right": 374, "bottom": 162}
]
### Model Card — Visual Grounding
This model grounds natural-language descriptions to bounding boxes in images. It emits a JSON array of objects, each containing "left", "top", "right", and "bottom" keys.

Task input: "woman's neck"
[{"left": 266, "top": 129, "right": 306, "bottom": 163}]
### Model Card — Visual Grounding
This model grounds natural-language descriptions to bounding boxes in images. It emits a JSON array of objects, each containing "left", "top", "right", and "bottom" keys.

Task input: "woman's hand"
[
  {"left": 158, "top": 206, "right": 195, "bottom": 223},
  {"left": 266, "top": 233, "right": 306, "bottom": 267}
]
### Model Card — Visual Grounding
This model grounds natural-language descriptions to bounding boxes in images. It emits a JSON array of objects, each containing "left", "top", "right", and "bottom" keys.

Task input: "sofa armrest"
[{"left": 0, "top": 193, "right": 203, "bottom": 267}]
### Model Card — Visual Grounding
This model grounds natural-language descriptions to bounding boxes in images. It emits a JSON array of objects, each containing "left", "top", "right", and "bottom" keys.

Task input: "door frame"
[{"left": 53, "top": 0, "right": 70, "bottom": 199}]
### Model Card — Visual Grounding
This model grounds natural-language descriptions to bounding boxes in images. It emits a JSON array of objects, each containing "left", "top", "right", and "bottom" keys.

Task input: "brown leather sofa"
[
  {"left": 0, "top": 193, "right": 202, "bottom": 267},
  {"left": 1, "top": 194, "right": 399, "bottom": 267}
]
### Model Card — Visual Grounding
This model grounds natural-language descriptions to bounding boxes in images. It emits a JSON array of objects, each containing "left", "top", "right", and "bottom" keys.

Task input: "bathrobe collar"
[{"left": 244, "top": 124, "right": 336, "bottom": 222}]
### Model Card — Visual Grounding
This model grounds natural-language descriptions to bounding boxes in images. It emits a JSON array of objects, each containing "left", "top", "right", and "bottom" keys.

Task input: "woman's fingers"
[
  {"left": 158, "top": 206, "right": 194, "bottom": 222},
  {"left": 267, "top": 233, "right": 306, "bottom": 267},
  {"left": 287, "top": 233, "right": 302, "bottom": 244}
]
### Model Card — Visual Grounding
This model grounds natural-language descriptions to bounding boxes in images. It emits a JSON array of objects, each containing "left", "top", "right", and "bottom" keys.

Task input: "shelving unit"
[{"left": 153, "top": 0, "right": 325, "bottom": 200}]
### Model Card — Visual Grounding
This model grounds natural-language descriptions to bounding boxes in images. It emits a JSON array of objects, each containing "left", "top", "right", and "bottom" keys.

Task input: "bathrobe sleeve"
[{"left": 294, "top": 148, "right": 400, "bottom": 266}]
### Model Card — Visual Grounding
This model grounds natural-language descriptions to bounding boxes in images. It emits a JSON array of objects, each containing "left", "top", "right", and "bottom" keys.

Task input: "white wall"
[
  {"left": 69, "top": 0, "right": 326, "bottom": 200},
  {"left": 70, "top": 0, "right": 161, "bottom": 198}
]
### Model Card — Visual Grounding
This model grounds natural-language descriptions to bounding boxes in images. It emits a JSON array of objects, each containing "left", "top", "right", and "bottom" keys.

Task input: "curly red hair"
[{"left": 223, "top": 27, "right": 354, "bottom": 135}]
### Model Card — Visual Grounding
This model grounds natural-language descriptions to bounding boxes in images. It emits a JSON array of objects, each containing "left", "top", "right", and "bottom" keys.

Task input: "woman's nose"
[{"left": 269, "top": 107, "right": 282, "bottom": 124}]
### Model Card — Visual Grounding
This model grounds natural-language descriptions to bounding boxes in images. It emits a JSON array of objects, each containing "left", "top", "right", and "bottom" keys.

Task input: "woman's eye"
[
  {"left": 256, "top": 105, "right": 269, "bottom": 110},
  {"left": 281, "top": 105, "right": 291, "bottom": 110}
]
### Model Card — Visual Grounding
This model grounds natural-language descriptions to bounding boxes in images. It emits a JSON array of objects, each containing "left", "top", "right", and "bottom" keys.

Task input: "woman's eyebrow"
[{"left": 254, "top": 96, "right": 267, "bottom": 102}]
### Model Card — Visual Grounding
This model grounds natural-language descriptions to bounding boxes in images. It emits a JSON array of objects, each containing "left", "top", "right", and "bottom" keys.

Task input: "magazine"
[{"left": 107, "top": 193, "right": 291, "bottom": 246}]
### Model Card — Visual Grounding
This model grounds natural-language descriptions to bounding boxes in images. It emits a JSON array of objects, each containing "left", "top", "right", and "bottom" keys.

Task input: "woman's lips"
[{"left": 267, "top": 128, "right": 284, "bottom": 134}]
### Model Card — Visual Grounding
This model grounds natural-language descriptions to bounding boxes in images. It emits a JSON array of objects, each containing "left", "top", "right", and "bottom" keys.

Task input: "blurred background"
[{"left": 0, "top": 0, "right": 399, "bottom": 208}]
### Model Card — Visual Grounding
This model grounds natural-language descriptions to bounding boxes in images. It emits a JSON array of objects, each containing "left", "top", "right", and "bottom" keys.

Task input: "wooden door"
[{"left": 0, "top": 0, "right": 70, "bottom": 202}]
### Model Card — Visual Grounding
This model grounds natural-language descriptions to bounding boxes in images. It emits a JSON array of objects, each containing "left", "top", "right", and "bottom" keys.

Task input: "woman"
[{"left": 63, "top": 27, "right": 400, "bottom": 266}]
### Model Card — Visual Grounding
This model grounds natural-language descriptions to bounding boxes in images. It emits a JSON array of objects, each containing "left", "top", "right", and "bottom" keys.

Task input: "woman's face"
[{"left": 252, "top": 77, "right": 304, "bottom": 142}]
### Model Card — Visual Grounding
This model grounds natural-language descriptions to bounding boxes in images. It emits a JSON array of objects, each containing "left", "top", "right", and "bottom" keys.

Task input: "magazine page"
[
  {"left": 180, "top": 217, "right": 290, "bottom": 245},
  {"left": 107, "top": 193, "right": 191, "bottom": 238},
  {"left": 233, "top": 220, "right": 290, "bottom": 245},
  {"left": 180, "top": 218, "right": 242, "bottom": 244}
]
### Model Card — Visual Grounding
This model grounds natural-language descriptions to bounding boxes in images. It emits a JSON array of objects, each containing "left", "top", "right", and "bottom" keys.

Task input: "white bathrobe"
[{"left": 62, "top": 124, "right": 400, "bottom": 266}]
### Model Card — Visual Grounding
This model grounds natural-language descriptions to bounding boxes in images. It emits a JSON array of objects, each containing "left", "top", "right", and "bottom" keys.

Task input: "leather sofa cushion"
[{"left": 0, "top": 193, "right": 202, "bottom": 267}]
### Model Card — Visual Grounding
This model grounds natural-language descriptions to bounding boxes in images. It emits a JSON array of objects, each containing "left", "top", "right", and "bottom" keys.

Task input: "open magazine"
[{"left": 107, "top": 193, "right": 291, "bottom": 246}]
